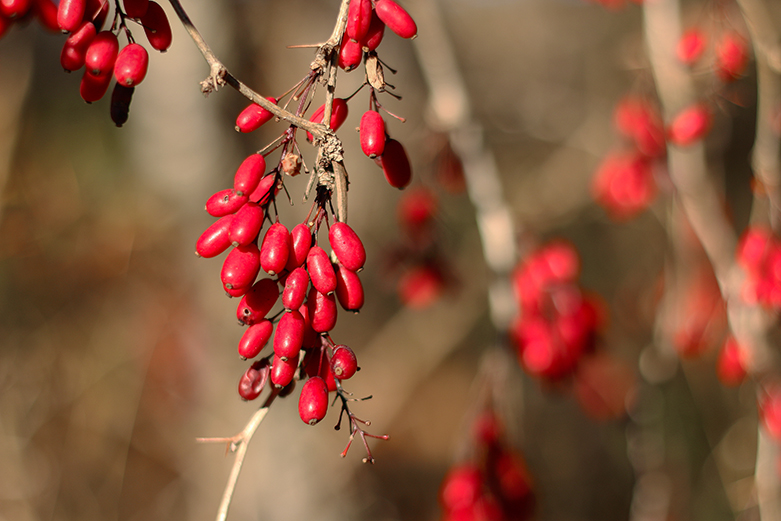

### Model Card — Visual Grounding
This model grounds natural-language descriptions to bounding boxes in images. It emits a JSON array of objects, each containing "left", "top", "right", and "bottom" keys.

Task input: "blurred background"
[{"left": 0, "top": 0, "right": 772, "bottom": 520}]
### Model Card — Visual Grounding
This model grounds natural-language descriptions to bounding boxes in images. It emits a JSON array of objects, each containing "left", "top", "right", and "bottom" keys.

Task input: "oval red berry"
[
  {"left": 141, "top": 1, "right": 172, "bottom": 52},
  {"left": 286, "top": 223, "right": 312, "bottom": 271},
  {"left": 260, "top": 222, "right": 290, "bottom": 275},
  {"left": 329, "top": 222, "right": 366, "bottom": 272},
  {"left": 374, "top": 0, "right": 417, "bottom": 39},
  {"left": 273, "top": 310, "right": 305, "bottom": 361},
  {"left": 221, "top": 243, "right": 260, "bottom": 291},
  {"left": 235, "top": 97, "right": 277, "bottom": 133},
  {"left": 236, "top": 277, "right": 278, "bottom": 325},
  {"left": 380, "top": 138, "right": 412, "bottom": 189},
  {"left": 238, "top": 359, "right": 270, "bottom": 401},
  {"left": 335, "top": 266, "right": 364, "bottom": 312},
  {"left": 196, "top": 214, "right": 233, "bottom": 258},
  {"left": 330, "top": 345, "right": 358, "bottom": 380},
  {"left": 282, "top": 267, "right": 309, "bottom": 310},
  {"left": 57, "top": 0, "right": 84, "bottom": 31},
  {"left": 238, "top": 319, "right": 273, "bottom": 359},
  {"left": 228, "top": 202, "right": 264, "bottom": 247},
  {"left": 205, "top": 188, "right": 248, "bottom": 217},
  {"left": 307, "top": 246, "right": 337, "bottom": 295},
  {"left": 114, "top": 43, "right": 148, "bottom": 87},
  {"left": 298, "top": 376, "right": 329, "bottom": 425},
  {"left": 360, "top": 110, "right": 386, "bottom": 158},
  {"left": 85, "top": 31, "right": 119, "bottom": 77}
]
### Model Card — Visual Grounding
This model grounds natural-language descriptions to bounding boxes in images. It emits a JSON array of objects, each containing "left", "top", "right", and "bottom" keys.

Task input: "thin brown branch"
[
  {"left": 196, "top": 392, "right": 278, "bottom": 521},
  {"left": 166, "top": 0, "right": 330, "bottom": 141}
]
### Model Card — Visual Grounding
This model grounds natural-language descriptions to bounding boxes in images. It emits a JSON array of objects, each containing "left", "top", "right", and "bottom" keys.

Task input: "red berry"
[
  {"left": 374, "top": 0, "right": 417, "bottom": 39},
  {"left": 591, "top": 151, "right": 656, "bottom": 220},
  {"left": 282, "top": 267, "right": 309, "bottom": 310},
  {"left": 677, "top": 28, "right": 706, "bottom": 66},
  {"left": 613, "top": 96, "right": 665, "bottom": 158},
  {"left": 380, "top": 138, "right": 412, "bottom": 189},
  {"left": 306, "top": 98, "right": 349, "bottom": 141},
  {"left": 668, "top": 103, "right": 712, "bottom": 146},
  {"left": 346, "top": 0, "right": 371, "bottom": 41},
  {"left": 122, "top": 0, "right": 147, "bottom": 18},
  {"left": 238, "top": 359, "right": 270, "bottom": 401},
  {"left": 330, "top": 345, "right": 358, "bottom": 380},
  {"left": 715, "top": 31, "right": 748, "bottom": 82},
  {"left": 273, "top": 310, "right": 305, "bottom": 361},
  {"left": 205, "top": 188, "right": 248, "bottom": 217},
  {"left": 84, "top": 31, "right": 119, "bottom": 77},
  {"left": 228, "top": 202, "right": 263, "bottom": 247},
  {"left": 439, "top": 464, "right": 483, "bottom": 513},
  {"left": 85, "top": 0, "right": 109, "bottom": 29},
  {"left": 298, "top": 376, "right": 329, "bottom": 425},
  {"left": 33, "top": 0, "right": 60, "bottom": 32},
  {"left": 270, "top": 354, "right": 297, "bottom": 388},
  {"left": 60, "top": 21, "right": 96, "bottom": 72},
  {"left": 79, "top": 69, "right": 111, "bottom": 103},
  {"left": 302, "top": 347, "right": 337, "bottom": 391},
  {"left": 335, "top": 266, "right": 364, "bottom": 312},
  {"left": 398, "top": 264, "right": 444, "bottom": 308},
  {"left": 329, "top": 222, "right": 366, "bottom": 272},
  {"left": 260, "top": 222, "right": 290, "bottom": 275},
  {"left": 307, "top": 245, "right": 337, "bottom": 295},
  {"left": 298, "top": 303, "right": 321, "bottom": 349},
  {"left": 248, "top": 172, "right": 278, "bottom": 205},
  {"left": 359, "top": 9, "right": 385, "bottom": 52},
  {"left": 0, "top": 0, "right": 30, "bottom": 19},
  {"left": 141, "top": 1, "right": 172, "bottom": 52},
  {"left": 717, "top": 336, "right": 748, "bottom": 387},
  {"left": 233, "top": 154, "right": 266, "bottom": 196},
  {"left": 235, "top": 97, "right": 277, "bottom": 133},
  {"left": 338, "top": 38, "right": 363, "bottom": 71},
  {"left": 307, "top": 286, "right": 338, "bottom": 333},
  {"left": 113, "top": 43, "right": 148, "bottom": 86},
  {"left": 57, "top": 0, "right": 84, "bottom": 31},
  {"left": 220, "top": 243, "right": 260, "bottom": 292},
  {"left": 285, "top": 223, "right": 312, "bottom": 271},
  {"left": 398, "top": 186, "right": 437, "bottom": 232},
  {"left": 196, "top": 214, "right": 233, "bottom": 258},
  {"left": 236, "top": 277, "right": 278, "bottom": 325},
  {"left": 360, "top": 110, "right": 386, "bottom": 158},
  {"left": 238, "top": 319, "right": 273, "bottom": 359}
]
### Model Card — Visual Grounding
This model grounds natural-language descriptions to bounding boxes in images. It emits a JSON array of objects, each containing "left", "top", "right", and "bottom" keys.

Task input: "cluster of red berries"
[
  {"left": 0, "top": 0, "right": 60, "bottom": 35},
  {"left": 196, "top": 157, "right": 370, "bottom": 423},
  {"left": 677, "top": 27, "right": 749, "bottom": 83},
  {"left": 592, "top": 93, "right": 716, "bottom": 220},
  {"left": 509, "top": 241, "right": 605, "bottom": 382},
  {"left": 59, "top": 0, "right": 170, "bottom": 125},
  {"left": 439, "top": 411, "right": 534, "bottom": 521}
]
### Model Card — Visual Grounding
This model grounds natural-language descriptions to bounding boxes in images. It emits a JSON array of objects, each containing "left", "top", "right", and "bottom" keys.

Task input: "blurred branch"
[
  {"left": 735, "top": 0, "right": 781, "bottom": 229},
  {"left": 196, "top": 392, "right": 277, "bottom": 521}
]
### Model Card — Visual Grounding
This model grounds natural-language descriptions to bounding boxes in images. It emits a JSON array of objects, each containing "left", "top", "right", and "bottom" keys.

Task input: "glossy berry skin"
[
  {"left": 273, "top": 310, "right": 305, "bottom": 361},
  {"left": 238, "top": 359, "right": 270, "bottom": 401},
  {"left": 380, "top": 138, "right": 412, "bottom": 189},
  {"left": 260, "top": 223, "right": 290, "bottom": 276},
  {"left": 238, "top": 319, "right": 273, "bottom": 359},
  {"left": 335, "top": 266, "right": 364, "bottom": 312},
  {"left": 79, "top": 70, "right": 111, "bottom": 103},
  {"left": 306, "top": 98, "right": 349, "bottom": 141},
  {"left": 85, "top": 31, "right": 119, "bottom": 77},
  {"left": 235, "top": 97, "right": 277, "bottom": 133},
  {"left": 374, "top": 0, "right": 417, "bottom": 39},
  {"left": 270, "top": 354, "right": 297, "bottom": 388},
  {"left": 668, "top": 103, "right": 712, "bottom": 146},
  {"left": 113, "top": 43, "right": 148, "bottom": 86},
  {"left": 298, "top": 376, "right": 329, "bottom": 425},
  {"left": 233, "top": 154, "right": 266, "bottom": 195},
  {"left": 236, "top": 278, "right": 278, "bottom": 325},
  {"left": 330, "top": 345, "right": 357, "bottom": 380},
  {"left": 360, "top": 9, "right": 385, "bottom": 51},
  {"left": 283, "top": 267, "right": 309, "bottom": 310},
  {"left": 329, "top": 222, "right": 366, "bottom": 272},
  {"left": 360, "top": 110, "right": 386, "bottom": 158},
  {"left": 248, "top": 173, "right": 277, "bottom": 205},
  {"left": 307, "top": 246, "right": 337, "bottom": 295},
  {"left": 206, "top": 188, "right": 248, "bottom": 217},
  {"left": 307, "top": 287, "right": 338, "bottom": 333},
  {"left": 141, "top": 1, "right": 172, "bottom": 52},
  {"left": 228, "top": 202, "right": 263, "bottom": 247},
  {"left": 122, "top": 0, "right": 147, "bottom": 18},
  {"left": 196, "top": 215, "right": 233, "bottom": 258},
  {"left": 286, "top": 223, "right": 312, "bottom": 271},
  {"left": 60, "top": 21, "right": 96, "bottom": 72},
  {"left": 346, "top": 0, "right": 371, "bottom": 41},
  {"left": 57, "top": 0, "right": 84, "bottom": 31},
  {"left": 338, "top": 39, "right": 363, "bottom": 71},
  {"left": 221, "top": 243, "right": 260, "bottom": 292}
]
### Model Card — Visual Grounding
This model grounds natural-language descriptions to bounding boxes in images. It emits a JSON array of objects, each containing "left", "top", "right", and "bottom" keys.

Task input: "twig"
[
  {"left": 196, "top": 392, "right": 278, "bottom": 521},
  {"left": 166, "top": 0, "right": 330, "bottom": 141}
]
